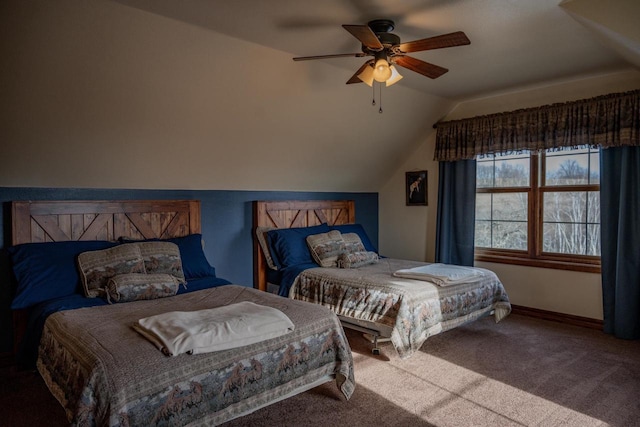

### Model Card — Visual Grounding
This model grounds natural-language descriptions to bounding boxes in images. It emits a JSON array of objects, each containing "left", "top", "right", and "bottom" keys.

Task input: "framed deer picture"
[{"left": 406, "top": 170, "right": 427, "bottom": 206}]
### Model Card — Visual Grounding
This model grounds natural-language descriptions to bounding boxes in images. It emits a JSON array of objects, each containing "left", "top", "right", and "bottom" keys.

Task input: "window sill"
[{"left": 475, "top": 252, "right": 601, "bottom": 274}]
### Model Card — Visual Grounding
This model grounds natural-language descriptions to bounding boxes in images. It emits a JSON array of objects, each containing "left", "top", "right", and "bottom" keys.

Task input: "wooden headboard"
[
  {"left": 252, "top": 200, "right": 355, "bottom": 292},
  {"left": 10, "top": 199, "right": 201, "bottom": 355},
  {"left": 12, "top": 199, "right": 201, "bottom": 245}
]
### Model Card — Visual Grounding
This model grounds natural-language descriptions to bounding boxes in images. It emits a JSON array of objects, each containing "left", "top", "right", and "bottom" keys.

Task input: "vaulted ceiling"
[
  {"left": 1, "top": 0, "right": 638, "bottom": 192},
  {"left": 112, "top": 0, "right": 638, "bottom": 100}
]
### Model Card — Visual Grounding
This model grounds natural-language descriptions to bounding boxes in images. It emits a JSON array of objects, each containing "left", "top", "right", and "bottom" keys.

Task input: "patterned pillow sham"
[
  {"left": 330, "top": 223, "right": 378, "bottom": 253},
  {"left": 105, "top": 273, "right": 181, "bottom": 304},
  {"left": 341, "top": 233, "right": 367, "bottom": 254},
  {"left": 77, "top": 244, "right": 146, "bottom": 298},
  {"left": 306, "top": 230, "right": 346, "bottom": 267},
  {"left": 135, "top": 241, "right": 186, "bottom": 284},
  {"left": 337, "top": 251, "right": 379, "bottom": 268},
  {"left": 255, "top": 226, "right": 278, "bottom": 270},
  {"left": 118, "top": 234, "right": 217, "bottom": 279}
]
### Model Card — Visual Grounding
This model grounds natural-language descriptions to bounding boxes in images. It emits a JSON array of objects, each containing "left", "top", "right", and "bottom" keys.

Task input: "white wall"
[
  {"left": 379, "top": 69, "right": 640, "bottom": 320},
  {"left": 378, "top": 132, "right": 439, "bottom": 262},
  {"left": 0, "top": 0, "right": 452, "bottom": 193},
  {"left": 476, "top": 262, "right": 603, "bottom": 319}
]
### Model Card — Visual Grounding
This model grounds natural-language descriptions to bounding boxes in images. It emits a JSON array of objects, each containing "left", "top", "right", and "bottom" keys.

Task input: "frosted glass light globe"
[{"left": 373, "top": 58, "right": 392, "bottom": 82}]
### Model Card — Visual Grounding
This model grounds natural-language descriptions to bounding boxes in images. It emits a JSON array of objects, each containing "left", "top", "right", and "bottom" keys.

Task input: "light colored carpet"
[
  {"left": 223, "top": 314, "right": 640, "bottom": 427},
  {"left": 2, "top": 314, "right": 639, "bottom": 426}
]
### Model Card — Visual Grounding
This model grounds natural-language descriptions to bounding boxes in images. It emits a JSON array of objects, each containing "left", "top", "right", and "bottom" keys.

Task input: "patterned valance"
[{"left": 434, "top": 89, "right": 640, "bottom": 161}]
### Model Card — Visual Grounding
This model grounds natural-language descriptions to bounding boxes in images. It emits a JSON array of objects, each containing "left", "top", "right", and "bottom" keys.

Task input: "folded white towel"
[
  {"left": 133, "top": 301, "right": 295, "bottom": 356},
  {"left": 392, "top": 263, "right": 485, "bottom": 286}
]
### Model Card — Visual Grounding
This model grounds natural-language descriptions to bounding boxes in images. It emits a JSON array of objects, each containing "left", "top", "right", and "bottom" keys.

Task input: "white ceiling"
[
  {"left": 3, "top": 0, "right": 637, "bottom": 194},
  {"left": 112, "top": 0, "right": 638, "bottom": 100}
]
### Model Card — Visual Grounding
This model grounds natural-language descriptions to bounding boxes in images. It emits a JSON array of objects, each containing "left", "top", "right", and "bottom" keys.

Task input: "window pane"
[
  {"left": 492, "top": 193, "right": 527, "bottom": 221},
  {"left": 492, "top": 221, "right": 527, "bottom": 250},
  {"left": 543, "top": 223, "right": 584, "bottom": 254},
  {"left": 542, "top": 191, "right": 600, "bottom": 256},
  {"left": 589, "top": 152, "right": 600, "bottom": 184},
  {"left": 543, "top": 191, "right": 587, "bottom": 222},
  {"left": 476, "top": 162, "right": 494, "bottom": 188},
  {"left": 587, "top": 224, "right": 601, "bottom": 256},
  {"left": 545, "top": 147, "right": 600, "bottom": 186},
  {"left": 545, "top": 153, "right": 590, "bottom": 185},
  {"left": 477, "top": 153, "right": 529, "bottom": 188},
  {"left": 475, "top": 220, "right": 491, "bottom": 248},
  {"left": 494, "top": 157, "right": 529, "bottom": 187},
  {"left": 475, "top": 193, "right": 491, "bottom": 220},
  {"left": 587, "top": 191, "right": 600, "bottom": 223},
  {"left": 474, "top": 193, "right": 528, "bottom": 250}
]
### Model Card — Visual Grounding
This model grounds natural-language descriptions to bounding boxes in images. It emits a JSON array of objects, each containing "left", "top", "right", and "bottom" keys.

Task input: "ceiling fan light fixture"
[
  {"left": 295, "top": 20, "right": 470, "bottom": 90},
  {"left": 357, "top": 63, "right": 375, "bottom": 87},
  {"left": 373, "top": 57, "right": 392, "bottom": 82},
  {"left": 386, "top": 65, "right": 403, "bottom": 87}
]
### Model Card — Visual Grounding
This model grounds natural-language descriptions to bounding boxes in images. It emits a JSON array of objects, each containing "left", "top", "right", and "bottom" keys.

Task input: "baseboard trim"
[{"left": 511, "top": 304, "right": 603, "bottom": 330}]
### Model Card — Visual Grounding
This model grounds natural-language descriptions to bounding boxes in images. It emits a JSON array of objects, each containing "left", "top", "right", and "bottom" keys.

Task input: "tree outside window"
[{"left": 475, "top": 147, "right": 600, "bottom": 272}]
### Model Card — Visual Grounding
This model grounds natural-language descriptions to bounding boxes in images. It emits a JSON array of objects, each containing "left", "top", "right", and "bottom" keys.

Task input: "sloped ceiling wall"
[
  {"left": 0, "top": 0, "right": 454, "bottom": 192},
  {"left": 561, "top": 0, "right": 640, "bottom": 68}
]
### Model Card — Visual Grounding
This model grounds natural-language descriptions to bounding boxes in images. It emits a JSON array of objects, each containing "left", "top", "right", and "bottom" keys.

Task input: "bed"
[
  {"left": 8, "top": 200, "right": 354, "bottom": 425},
  {"left": 253, "top": 200, "right": 512, "bottom": 359}
]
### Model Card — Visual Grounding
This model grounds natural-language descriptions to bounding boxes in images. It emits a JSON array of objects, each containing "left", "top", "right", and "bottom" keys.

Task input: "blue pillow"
[
  {"left": 330, "top": 224, "right": 377, "bottom": 253},
  {"left": 8, "top": 240, "right": 117, "bottom": 310},
  {"left": 166, "top": 234, "right": 217, "bottom": 279},
  {"left": 118, "top": 234, "right": 217, "bottom": 279},
  {"left": 267, "top": 223, "right": 331, "bottom": 269}
]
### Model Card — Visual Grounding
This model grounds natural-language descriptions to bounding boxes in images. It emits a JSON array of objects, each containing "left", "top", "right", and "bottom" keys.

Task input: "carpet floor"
[{"left": 1, "top": 314, "right": 639, "bottom": 426}]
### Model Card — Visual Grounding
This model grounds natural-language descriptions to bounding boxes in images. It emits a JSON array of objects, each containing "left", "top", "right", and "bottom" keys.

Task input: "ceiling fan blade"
[
  {"left": 346, "top": 62, "right": 371, "bottom": 84},
  {"left": 342, "top": 24, "right": 383, "bottom": 50},
  {"left": 293, "top": 52, "right": 366, "bottom": 61},
  {"left": 397, "top": 31, "right": 470, "bottom": 53},
  {"left": 394, "top": 56, "right": 448, "bottom": 79}
]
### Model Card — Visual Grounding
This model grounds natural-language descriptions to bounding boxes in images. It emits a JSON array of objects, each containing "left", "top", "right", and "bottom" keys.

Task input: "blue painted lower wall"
[{"left": 0, "top": 187, "right": 378, "bottom": 354}]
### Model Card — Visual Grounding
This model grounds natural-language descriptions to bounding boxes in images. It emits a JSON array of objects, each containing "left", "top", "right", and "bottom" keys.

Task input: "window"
[{"left": 475, "top": 147, "right": 601, "bottom": 272}]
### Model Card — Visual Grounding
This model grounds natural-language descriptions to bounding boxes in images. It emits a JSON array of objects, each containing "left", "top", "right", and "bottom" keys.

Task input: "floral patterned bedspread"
[
  {"left": 290, "top": 258, "right": 511, "bottom": 359},
  {"left": 38, "top": 285, "right": 354, "bottom": 426}
]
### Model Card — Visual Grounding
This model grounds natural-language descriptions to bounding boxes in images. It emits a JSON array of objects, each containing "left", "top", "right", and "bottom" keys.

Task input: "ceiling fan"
[{"left": 293, "top": 19, "right": 470, "bottom": 87}]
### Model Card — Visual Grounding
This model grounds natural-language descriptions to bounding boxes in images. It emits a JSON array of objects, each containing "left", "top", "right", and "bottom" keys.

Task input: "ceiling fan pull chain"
[
  {"left": 379, "top": 84, "right": 383, "bottom": 114},
  {"left": 371, "top": 82, "right": 376, "bottom": 106}
]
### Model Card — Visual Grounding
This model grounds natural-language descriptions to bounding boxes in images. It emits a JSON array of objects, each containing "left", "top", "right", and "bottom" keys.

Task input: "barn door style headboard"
[
  {"left": 252, "top": 200, "right": 355, "bottom": 292},
  {"left": 9, "top": 199, "right": 202, "bottom": 357},
  {"left": 11, "top": 200, "right": 201, "bottom": 245}
]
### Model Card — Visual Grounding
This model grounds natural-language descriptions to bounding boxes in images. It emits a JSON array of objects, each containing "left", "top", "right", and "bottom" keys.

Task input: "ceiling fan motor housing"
[
  {"left": 377, "top": 32, "right": 400, "bottom": 47},
  {"left": 366, "top": 19, "right": 400, "bottom": 51},
  {"left": 368, "top": 19, "right": 395, "bottom": 34}
]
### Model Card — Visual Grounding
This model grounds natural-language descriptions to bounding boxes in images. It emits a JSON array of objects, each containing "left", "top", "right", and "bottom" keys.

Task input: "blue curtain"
[
  {"left": 600, "top": 146, "right": 640, "bottom": 339},
  {"left": 435, "top": 159, "right": 476, "bottom": 266}
]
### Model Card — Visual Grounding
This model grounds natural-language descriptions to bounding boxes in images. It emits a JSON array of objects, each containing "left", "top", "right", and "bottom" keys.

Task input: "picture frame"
[{"left": 406, "top": 170, "right": 428, "bottom": 206}]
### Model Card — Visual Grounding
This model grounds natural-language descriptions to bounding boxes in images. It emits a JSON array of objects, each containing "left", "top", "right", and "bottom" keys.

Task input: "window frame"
[{"left": 474, "top": 150, "right": 601, "bottom": 273}]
